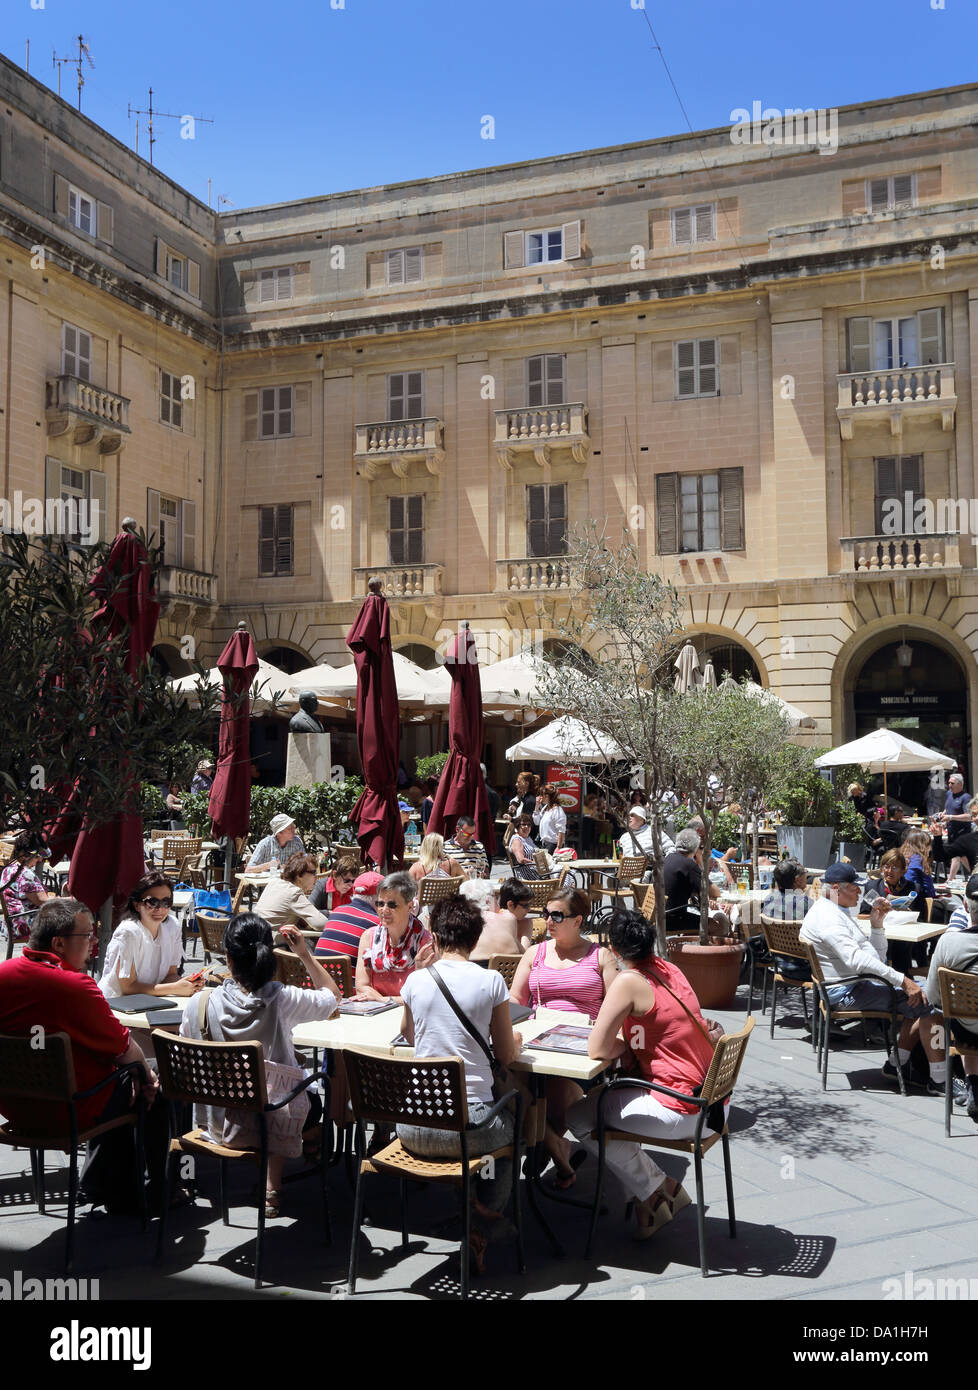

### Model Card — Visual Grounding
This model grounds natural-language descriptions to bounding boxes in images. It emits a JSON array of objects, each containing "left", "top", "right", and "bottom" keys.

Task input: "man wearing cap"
[
  {"left": 618, "top": 804, "right": 673, "bottom": 861},
  {"left": 800, "top": 862, "right": 949, "bottom": 1092},
  {"left": 246, "top": 814, "right": 306, "bottom": 871},
  {"left": 314, "top": 871, "right": 382, "bottom": 962},
  {"left": 190, "top": 758, "right": 215, "bottom": 794}
]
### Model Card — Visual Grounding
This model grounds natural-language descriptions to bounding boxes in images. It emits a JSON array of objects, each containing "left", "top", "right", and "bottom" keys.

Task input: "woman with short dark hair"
[
  {"left": 100, "top": 871, "right": 197, "bottom": 1000},
  {"left": 397, "top": 895, "right": 523, "bottom": 1271},
  {"left": 355, "top": 871, "right": 435, "bottom": 1002}
]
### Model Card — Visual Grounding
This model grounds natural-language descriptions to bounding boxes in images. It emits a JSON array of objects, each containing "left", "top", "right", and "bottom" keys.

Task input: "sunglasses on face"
[
  {"left": 140, "top": 897, "right": 173, "bottom": 909},
  {"left": 377, "top": 899, "right": 406, "bottom": 910},
  {"left": 543, "top": 909, "right": 572, "bottom": 923}
]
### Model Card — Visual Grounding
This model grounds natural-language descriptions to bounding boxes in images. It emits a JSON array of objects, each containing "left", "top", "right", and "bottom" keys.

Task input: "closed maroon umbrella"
[
  {"left": 347, "top": 579, "right": 403, "bottom": 871},
  {"left": 428, "top": 623, "right": 495, "bottom": 858},
  {"left": 208, "top": 623, "right": 257, "bottom": 857},
  {"left": 67, "top": 522, "right": 160, "bottom": 918}
]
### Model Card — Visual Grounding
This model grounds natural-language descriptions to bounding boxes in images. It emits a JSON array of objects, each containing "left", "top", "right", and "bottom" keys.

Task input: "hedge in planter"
[{"left": 181, "top": 778, "right": 364, "bottom": 855}]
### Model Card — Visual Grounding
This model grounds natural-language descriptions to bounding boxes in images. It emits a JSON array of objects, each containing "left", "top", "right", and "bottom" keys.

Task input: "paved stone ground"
[{"left": 2, "top": 970, "right": 977, "bottom": 1304}]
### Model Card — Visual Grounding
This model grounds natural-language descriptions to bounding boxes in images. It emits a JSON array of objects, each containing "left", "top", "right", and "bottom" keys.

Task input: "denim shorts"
[{"left": 825, "top": 978, "right": 937, "bottom": 1019}]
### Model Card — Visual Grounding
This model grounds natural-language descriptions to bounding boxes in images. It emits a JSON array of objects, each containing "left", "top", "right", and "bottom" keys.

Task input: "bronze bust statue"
[{"left": 289, "top": 690, "right": 324, "bottom": 733}]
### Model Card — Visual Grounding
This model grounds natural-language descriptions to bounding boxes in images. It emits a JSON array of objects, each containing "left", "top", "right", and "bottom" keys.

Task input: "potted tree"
[{"left": 766, "top": 746, "right": 837, "bottom": 871}]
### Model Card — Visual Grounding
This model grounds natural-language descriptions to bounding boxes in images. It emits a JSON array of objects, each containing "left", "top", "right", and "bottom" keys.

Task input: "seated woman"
[
  {"left": 355, "top": 871, "right": 435, "bottom": 1002},
  {"left": 254, "top": 852, "right": 328, "bottom": 942},
  {"left": 862, "top": 848, "right": 912, "bottom": 908},
  {"left": 467, "top": 877, "right": 534, "bottom": 963},
  {"left": 509, "top": 886, "right": 618, "bottom": 1188},
  {"left": 0, "top": 833, "right": 55, "bottom": 940},
  {"left": 408, "top": 833, "right": 464, "bottom": 887},
  {"left": 567, "top": 909, "right": 719, "bottom": 1238},
  {"left": 310, "top": 853, "right": 359, "bottom": 913},
  {"left": 180, "top": 914, "right": 341, "bottom": 1217},
  {"left": 100, "top": 872, "right": 201, "bottom": 999},
  {"left": 165, "top": 783, "right": 185, "bottom": 831},
  {"left": 397, "top": 895, "right": 523, "bottom": 1272},
  {"left": 508, "top": 814, "right": 539, "bottom": 873},
  {"left": 757, "top": 858, "right": 813, "bottom": 983}
]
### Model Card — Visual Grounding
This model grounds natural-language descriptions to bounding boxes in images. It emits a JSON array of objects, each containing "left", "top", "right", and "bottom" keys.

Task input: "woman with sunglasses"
[
  {"left": 355, "top": 871, "right": 436, "bottom": 1003},
  {"left": 509, "top": 886, "right": 618, "bottom": 1187},
  {"left": 99, "top": 871, "right": 201, "bottom": 999}
]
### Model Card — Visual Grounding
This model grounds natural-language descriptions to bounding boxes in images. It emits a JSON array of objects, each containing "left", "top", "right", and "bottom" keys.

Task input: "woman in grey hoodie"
[{"left": 180, "top": 913, "right": 340, "bottom": 1216}]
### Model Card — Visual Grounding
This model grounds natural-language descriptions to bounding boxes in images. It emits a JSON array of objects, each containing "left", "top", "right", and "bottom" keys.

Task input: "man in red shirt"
[{"left": 0, "top": 898, "right": 165, "bottom": 1214}]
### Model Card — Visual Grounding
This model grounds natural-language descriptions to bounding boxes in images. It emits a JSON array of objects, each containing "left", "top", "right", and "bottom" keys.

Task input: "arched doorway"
[
  {"left": 150, "top": 643, "right": 192, "bottom": 678},
  {"left": 260, "top": 645, "right": 310, "bottom": 674},
  {"left": 693, "top": 636, "right": 760, "bottom": 684},
  {"left": 394, "top": 642, "right": 439, "bottom": 671},
  {"left": 850, "top": 636, "right": 969, "bottom": 809}
]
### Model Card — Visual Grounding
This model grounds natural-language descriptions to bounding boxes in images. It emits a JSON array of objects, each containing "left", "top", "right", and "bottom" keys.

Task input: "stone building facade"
[{"left": 1, "top": 55, "right": 977, "bottom": 785}]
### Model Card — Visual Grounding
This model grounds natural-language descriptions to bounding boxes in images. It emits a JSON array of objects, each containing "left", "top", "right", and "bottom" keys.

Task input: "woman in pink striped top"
[{"left": 510, "top": 887, "right": 618, "bottom": 1187}]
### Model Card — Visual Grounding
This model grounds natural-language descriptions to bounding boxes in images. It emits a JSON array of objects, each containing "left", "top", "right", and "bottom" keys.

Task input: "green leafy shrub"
[
  {"left": 415, "top": 752, "right": 450, "bottom": 783},
  {"left": 140, "top": 782, "right": 167, "bottom": 824},
  {"left": 181, "top": 778, "right": 365, "bottom": 854}
]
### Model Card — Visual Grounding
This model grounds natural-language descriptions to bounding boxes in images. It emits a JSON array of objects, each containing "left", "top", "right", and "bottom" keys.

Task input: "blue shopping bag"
[{"left": 192, "top": 887, "right": 233, "bottom": 914}]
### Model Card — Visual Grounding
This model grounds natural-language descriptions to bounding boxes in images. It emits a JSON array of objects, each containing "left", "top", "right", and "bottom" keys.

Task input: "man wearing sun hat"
[
  {"left": 618, "top": 802, "right": 674, "bottom": 861},
  {"left": 190, "top": 757, "right": 215, "bottom": 794},
  {"left": 246, "top": 813, "right": 306, "bottom": 871}
]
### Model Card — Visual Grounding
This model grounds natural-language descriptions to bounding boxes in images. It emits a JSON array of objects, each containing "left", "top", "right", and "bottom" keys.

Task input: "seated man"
[
  {"left": 662, "top": 829, "right": 730, "bottom": 936},
  {"left": 617, "top": 804, "right": 673, "bottom": 863},
  {"left": 314, "top": 871, "right": 382, "bottom": 961},
  {"left": 0, "top": 898, "right": 169, "bottom": 1212},
  {"left": 758, "top": 858, "right": 813, "bottom": 983},
  {"left": 927, "top": 891, "right": 978, "bottom": 1120},
  {"left": 800, "top": 862, "right": 959, "bottom": 1096},
  {"left": 462, "top": 877, "right": 533, "bottom": 962},
  {"left": 442, "top": 816, "right": 490, "bottom": 879},
  {"left": 246, "top": 813, "right": 306, "bottom": 871},
  {"left": 875, "top": 804, "right": 909, "bottom": 853}
]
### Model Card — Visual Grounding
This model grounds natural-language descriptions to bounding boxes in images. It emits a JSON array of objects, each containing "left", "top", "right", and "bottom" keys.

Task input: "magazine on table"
[
  {"left": 529, "top": 1023, "right": 592, "bottom": 1055},
  {"left": 337, "top": 998, "right": 400, "bottom": 1016}
]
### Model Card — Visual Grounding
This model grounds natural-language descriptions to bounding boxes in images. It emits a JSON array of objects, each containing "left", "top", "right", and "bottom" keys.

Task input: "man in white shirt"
[
  {"left": 618, "top": 805, "right": 673, "bottom": 860},
  {"left": 800, "top": 861, "right": 946, "bottom": 1092}
]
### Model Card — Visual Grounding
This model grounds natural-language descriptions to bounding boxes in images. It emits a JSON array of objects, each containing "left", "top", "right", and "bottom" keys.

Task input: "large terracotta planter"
[{"left": 666, "top": 936, "right": 744, "bottom": 1010}]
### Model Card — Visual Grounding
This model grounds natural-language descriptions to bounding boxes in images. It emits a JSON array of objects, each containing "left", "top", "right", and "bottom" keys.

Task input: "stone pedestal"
[{"left": 286, "top": 732, "right": 332, "bottom": 788}]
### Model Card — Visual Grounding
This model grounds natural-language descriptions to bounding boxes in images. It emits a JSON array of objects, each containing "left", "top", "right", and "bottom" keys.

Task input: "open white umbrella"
[
  {"left": 504, "top": 715, "right": 624, "bottom": 764},
  {"left": 815, "top": 727, "right": 956, "bottom": 807},
  {"left": 169, "top": 657, "right": 298, "bottom": 715},
  {"left": 290, "top": 651, "right": 452, "bottom": 709},
  {"left": 718, "top": 676, "right": 816, "bottom": 730}
]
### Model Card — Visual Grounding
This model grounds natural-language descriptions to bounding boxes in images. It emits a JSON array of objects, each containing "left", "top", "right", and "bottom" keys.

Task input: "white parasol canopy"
[
  {"left": 815, "top": 728, "right": 956, "bottom": 773},
  {"left": 290, "top": 651, "right": 452, "bottom": 709},
  {"left": 717, "top": 675, "right": 815, "bottom": 730},
  {"left": 673, "top": 642, "right": 700, "bottom": 693},
  {"left": 169, "top": 658, "right": 298, "bottom": 715},
  {"left": 504, "top": 715, "right": 625, "bottom": 764}
]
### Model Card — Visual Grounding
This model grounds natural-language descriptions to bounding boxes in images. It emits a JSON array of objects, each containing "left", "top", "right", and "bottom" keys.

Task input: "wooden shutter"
[
  {"left": 901, "top": 455, "right": 923, "bottom": 498},
  {"left": 655, "top": 473, "right": 679, "bottom": 555},
  {"left": 527, "top": 356, "right": 543, "bottom": 408},
  {"left": 96, "top": 202, "right": 113, "bottom": 244},
  {"left": 45, "top": 456, "right": 61, "bottom": 502},
  {"left": 146, "top": 488, "right": 161, "bottom": 551},
  {"left": 388, "top": 496, "right": 404, "bottom": 563},
  {"left": 874, "top": 457, "right": 898, "bottom": 533},
  {"left": 562, "top": 220, "right": 582, "bottom": 259},
  {"left": 694, "top": 204, "right": 715, "bottom": 242},
  {"left": 387, "top": 250, "right": 404, "bottom": 286},
  {"left": 242, "top": 391, "right": 259, "bottom": 442},
  {"left": 87, "top": 470, "right": 107, "bottom": 543},
  {"left": 675, "top": 341, "right": 696, "bottom": 397},
  {"left": 672, "top": 208, "right": 692, "bottom": 245},
  {"left": 187, "top": 258, "right": 201, "bottom": 299},
  {"left": 546, "top": 355, "right": 565, "bottom": 405},
  {"left": 388, "top": 374, "right": 404, "bottom": 419},
  {"left": 526, "top": 484, "right": 547, "bottom": 556},
  {"left": 548, "top": 483, "right": 567, "bottom": 554},
  {"left": 917, "top": 307, "right": 944, "bottom": 365},
  {"left": 155, "top": 238, "right": 167, "bottom": 277},
  {"left": 407, "top": 494, "right": 424, "bottom": 562},
  {"left": 698, "top": 339, "right": 718, "bottom": 395},
  {"left": 504, "top": 231, "right": 524, "bottom": 269},
  {"left": 259, "top": 506, "right": 275, "bottom": 574},
  {"left": 404, "top": 247, "right": 423, "bottom": 283},
  {"left": 719, "top": 469, "right": 744, "bottom": 550},
  {"left": 276, "top": 505, "right": 293, "bottom": 573},
  {"left": 868, "top": 178, "right": 889, "bottom": 212},
  {"left": 54, "top": 174, "right": 69, "bottom": 218},
  {"left": 847, "top": 316, "right": 873, "bottom": 373},
  {"left": 180, "top": 499, "right": 197, "bottom": 570},
  {"left": 278, "top": 266, "right": 293, "bottom": 298},
  {"left": 293, "top": 383, "right": 311, "bottom": 435},
  {"left": 406, "top": 372, "right": 424, "bottom": 418},
  {"left": 892, "top": 174, "right": 915, "bottom": 208},
  {"left": 259, "top": 270, "right": 275, "bottom": 303}
]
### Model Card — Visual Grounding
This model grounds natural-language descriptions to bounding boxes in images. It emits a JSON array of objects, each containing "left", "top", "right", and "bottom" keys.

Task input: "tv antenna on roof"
[
  {"left": 52, "top": 35, "right": 94, "bottom": 112},
  {"left": 127, "top": 87, "right": 213, "bottom": 165}
]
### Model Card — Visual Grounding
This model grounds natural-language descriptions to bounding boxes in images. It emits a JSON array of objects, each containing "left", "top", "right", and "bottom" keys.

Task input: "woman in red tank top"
[{"left": 567, "top": 910, "right": 720, "bottom": 1239}]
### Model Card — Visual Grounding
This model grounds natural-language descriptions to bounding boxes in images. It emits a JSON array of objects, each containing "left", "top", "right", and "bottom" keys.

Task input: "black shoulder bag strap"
[{"left": 428, "top": 965, "right": 510, "bottom": 1101}]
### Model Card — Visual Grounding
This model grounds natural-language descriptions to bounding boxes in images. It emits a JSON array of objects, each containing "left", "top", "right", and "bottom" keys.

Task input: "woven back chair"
[
  {"left": 487, "top": 953, "right": 523, "bottom": 989},
  {"left": 417, "top": 875, "right": 463, "bottom": 909},
  {"left": 524, "top": 878, "right": 563, "bottom": 911},
  {"left": 196, "top": 912, "right": 230, "bottom": 965},
  {"left": 937, "top": 966, "right": 978, "bottom": 1137},
  {"left": 316, "top": 954, "right": 354, "bottom": 999},
  {"left": 585, "top": 1018, "right": 754, "bottom": 1277},
  {"left": 632, "top": 882, "right": 656, "bottom": 922},
  {"left": 274, "top": 948, "right": 314, "bottom": 989},
  {"left": 149, "top": 829, "right": 171, "bottom": 843},
  {"left": 0, "top": 1032, "right": 146, "bottom": 1269},
  {"left": 803, "top": 942, "right": 905, "bottom": 1093},
  {"left": 759, "top": 915, "right": 813, "bottom": 1040},
  {"left": 617, "top": 855, "right": 648, "bottom": 886},
  {"left": 161, "top": 835, "right": 200, "bottom": 873},
  {"left": 344, "top": 1047, "right": 523, "bottom": 1301},
  {"left": 152, "top": 1030, "right": 329, "bottom": 1288}
]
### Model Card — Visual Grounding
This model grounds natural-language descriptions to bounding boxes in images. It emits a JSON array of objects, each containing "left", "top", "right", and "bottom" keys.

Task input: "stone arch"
[
  {"left": 683, "top": 625, "right": 769, "bottom": 686},
  {"left": 257, "top": 642, "right": 313, "bottom": 674},
  {"left": 150, "top": 642, "right": 192, "bottom": 678}
]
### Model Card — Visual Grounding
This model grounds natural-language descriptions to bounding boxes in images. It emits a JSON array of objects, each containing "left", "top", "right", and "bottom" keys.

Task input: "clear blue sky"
[{"left": 2, "top": 0, "right": 974, "bottom": 210}]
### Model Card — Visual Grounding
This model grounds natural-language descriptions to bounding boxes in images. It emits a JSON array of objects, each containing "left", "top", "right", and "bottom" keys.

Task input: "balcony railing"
[
  {"left": 840, "top": 532, "right": 961, "bottom": 574},
  {"left": 159, "top": 566, "right": 218, "bottom": 604},
  {"left": 45, "top": 375, "right": 132, "bottom": 454},
  {"left": 497, "top": 557, "right": 573, "bottom": 593},
  {"left": 354, "top": 417, "right": 444, "bottom": 479},
  {"left": 836, "top": 364, "right": 956, "bottom": 439},
  {"left": 355, "top": 564, "right": 444, "bottom": 599},
  {"left": 494, "top": 403, "right": 590, "bottom": 468}
]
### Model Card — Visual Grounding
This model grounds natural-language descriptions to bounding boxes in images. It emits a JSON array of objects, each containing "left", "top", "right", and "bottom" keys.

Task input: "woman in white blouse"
[
  {"left": 534, "top": 786, "right": 567, "bottom": 853},
  {"left": 99, "top": 872, "right": 200, "bottom": 999}
]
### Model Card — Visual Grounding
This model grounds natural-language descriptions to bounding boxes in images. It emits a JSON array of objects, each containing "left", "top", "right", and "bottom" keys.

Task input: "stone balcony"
[
  {"left": 354, "top": 418, "right": 444, "bottom": 479},
  {"left": 354, "top": 564, "right": 444, "bottom": 599},
  {"left": 494, "top": 402, "right": 590, "bottom": 468},
  {"left": 45, "top": 375, "right": 132, "bottom": 454},
  {"left": 159, "top": 566, "right": 218, "bottom": 608},
  {"left": 497, "top": 557, "right": 573, "bottom": 593},
  {"left": 836, "top": 364, "right": 956, "bottom": 439},
  {"left": 841, "top": 532, "right": 961, "bottom": 574}
]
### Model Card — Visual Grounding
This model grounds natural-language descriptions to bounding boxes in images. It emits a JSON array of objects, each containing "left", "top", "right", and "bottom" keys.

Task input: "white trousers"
[{"left": 567, "top": 1086, "right": 703, "bottom": 1202}]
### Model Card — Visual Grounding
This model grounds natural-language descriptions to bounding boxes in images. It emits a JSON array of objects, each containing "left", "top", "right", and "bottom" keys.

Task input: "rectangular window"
[
  {"left": 67, "top": 185, "right": 96, "bottom": 236},
  {"left": 60, "top": 465, "right": 85, "bottom": 502},
  {"left": 526, "top": 483, "right": 567, "bottom": 558},
  {"left": 386, "top": 247, "right": 424, "bottom": 286},
  {"left": 387, "top": 372, "right": 424, "bottom": 420},
  {"left": 159, "top": 496, "right": 181, "bottom": 567},
  {"left": 874, "top": 456, "right": 923, "bottom": 535},
  {"left": 656, "top": 469, "right": 743, "bottom": 554},
  {"left": 258, "top": 266, "right": 295, "bottom": 302},
  {"left": 867, "top": 174, "right": 916, "bottom": 212},
  {"left": 259, "top": 385, "right": 294, "bottom": 438},
  {"left": 526, "top": 228, "right": 564, "bottom": 264},
  {"left": 675, "top": 339, "right": 718, "bottom": 398},
  {"left": 166, "top": 252, "right": 185, "bottom": 290},
  {"left": 258, "top": 504, "right": 294, "bottom": 576},
  {"left": 160, "top": 371, "right": 183, "bottom": 429},
  {"left": 61, "top": 323, "right": 92, "bottom": 381},
  {"left": 847, "top": 308, "right": 944, "bottom": 371},
  {"left": 671, "top": 204, "right": 716, "bottom": 245},
  {"left": 526, "top": 354, "right": 565, "bottom": 407},
  {"left": 388, "top": 495, "right": 424, "bottom": 564}
]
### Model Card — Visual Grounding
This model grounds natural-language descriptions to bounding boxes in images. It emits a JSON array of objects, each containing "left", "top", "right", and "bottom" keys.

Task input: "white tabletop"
[
  {"left": 719, "top": 889, "right": 769, "bottom": 903},
  {"left": 569, "top": 859, "right": 620, "bottom": 871},
  {"left": 125, "top": 994, "right": 191, "bottom": 1031},
  {"left": 857, "top": 913, "right": 948, "bottom": 945}
]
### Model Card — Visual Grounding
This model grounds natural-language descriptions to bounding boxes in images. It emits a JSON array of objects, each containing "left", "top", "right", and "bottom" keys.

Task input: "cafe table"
[{"left": 857, "top": 911, "right": 949, "bottom": 945}]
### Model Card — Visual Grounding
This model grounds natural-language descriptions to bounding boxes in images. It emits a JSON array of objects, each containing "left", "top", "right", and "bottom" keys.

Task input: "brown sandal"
[{"left": 264, "top": 1189, "right": 282, "bottom": 1218}]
